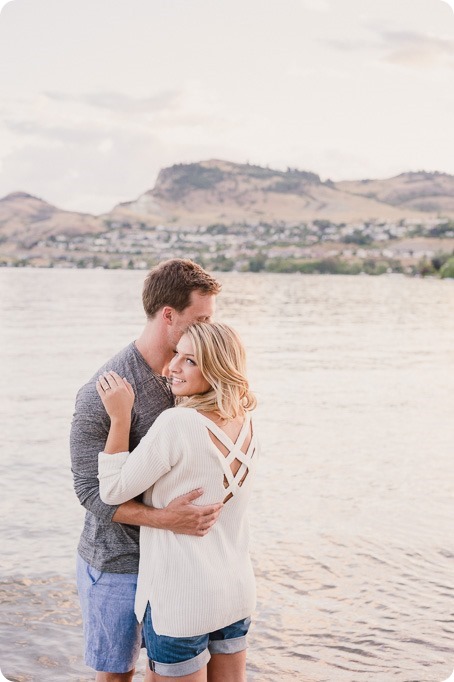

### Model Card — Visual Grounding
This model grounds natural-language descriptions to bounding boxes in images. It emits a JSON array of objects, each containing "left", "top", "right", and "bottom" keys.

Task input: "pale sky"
[{"left": 0, "top": 0, "right": 453, "bottom": 213}]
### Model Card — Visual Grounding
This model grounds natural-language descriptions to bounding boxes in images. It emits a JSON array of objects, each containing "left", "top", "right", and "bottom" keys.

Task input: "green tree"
[
  {"left": 440, "top": 256, "right": 454, "bottom": 279},
  {"left": 211, "top": 255, "right": 234, "bottom": 271},
  {"left": 248, "top": 253, "right": 267, "bottom": 272},
  {"left": 343, "top": 230, "right": 373, "bottom": 245},
  {"left": 431, "top": 252, "right": 451, "bottom": 272},
  {"left": 415, "top": 258, "right": 436, "bottom": 277}
]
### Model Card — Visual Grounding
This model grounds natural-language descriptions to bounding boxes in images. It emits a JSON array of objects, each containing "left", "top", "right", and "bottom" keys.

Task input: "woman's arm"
[{"left": 96, "top": 371, "right": 175, "bottom": 505}]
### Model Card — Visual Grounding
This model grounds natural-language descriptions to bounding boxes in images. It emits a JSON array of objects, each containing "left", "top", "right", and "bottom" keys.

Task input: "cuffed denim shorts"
[
  {"left": 143, "top": 602, "right": 251, "bottom": 678},
  {"left": 76, "top": 554, "right": 143, "bottom": 673}
]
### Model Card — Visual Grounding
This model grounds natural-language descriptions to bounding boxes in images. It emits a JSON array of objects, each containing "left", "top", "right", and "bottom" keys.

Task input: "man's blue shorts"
[
  {"left": 76, "top": 554, "right": 142, "bottom": 673},
  {"left": 143, "top": 602, "right": 251, "bottom": 677}
]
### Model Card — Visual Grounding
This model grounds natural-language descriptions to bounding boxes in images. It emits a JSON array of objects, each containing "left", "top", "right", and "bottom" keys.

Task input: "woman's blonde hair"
[{"left": 177, "top": 322, "right": 256, "bottom": 420}]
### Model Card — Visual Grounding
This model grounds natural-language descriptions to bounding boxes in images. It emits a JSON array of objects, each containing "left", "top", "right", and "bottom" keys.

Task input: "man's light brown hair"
[{"left": 142, "top": 259, "right": 221, "bottom": 319}]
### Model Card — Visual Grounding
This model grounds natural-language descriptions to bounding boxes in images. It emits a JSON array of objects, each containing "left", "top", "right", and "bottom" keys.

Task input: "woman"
[{"left": 97, "top": 322, "right": 258, "bottom": 682}]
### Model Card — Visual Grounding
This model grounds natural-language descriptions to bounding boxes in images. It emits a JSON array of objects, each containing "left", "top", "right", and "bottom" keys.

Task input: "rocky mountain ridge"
[{"left": 109, "top": 161, "right": 454, "bottom": 227}]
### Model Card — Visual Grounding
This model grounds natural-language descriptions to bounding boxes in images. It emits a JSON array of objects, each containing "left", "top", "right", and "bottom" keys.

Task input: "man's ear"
[{"left": 162, "top": 306, "right": 173, "bottom": 325}]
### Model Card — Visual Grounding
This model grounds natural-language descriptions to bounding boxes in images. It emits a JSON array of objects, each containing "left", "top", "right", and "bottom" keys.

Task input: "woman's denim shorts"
[{"left": 143, "top": 602, "right": 251, "bottom": 677}]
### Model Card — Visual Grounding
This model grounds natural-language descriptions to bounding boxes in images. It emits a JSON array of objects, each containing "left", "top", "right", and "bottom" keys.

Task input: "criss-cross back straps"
[{"left": 199, "top": 411, "right": 256, "bottom": 501}]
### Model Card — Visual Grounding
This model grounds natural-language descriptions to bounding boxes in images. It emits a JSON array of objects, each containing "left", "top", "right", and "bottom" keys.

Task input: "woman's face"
[{"left": 168, "top": 333, "right": 211, "bottom": 397}]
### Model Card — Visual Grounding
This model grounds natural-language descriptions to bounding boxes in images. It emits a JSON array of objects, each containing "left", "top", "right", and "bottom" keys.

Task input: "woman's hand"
[{"left": 96, "top": 370, "right": 135, "bottom": 422}]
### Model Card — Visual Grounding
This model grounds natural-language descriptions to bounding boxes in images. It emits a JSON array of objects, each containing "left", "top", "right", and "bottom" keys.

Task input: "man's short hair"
[{"left": 142, "top": 259, "right": 222, "bottom": 319}]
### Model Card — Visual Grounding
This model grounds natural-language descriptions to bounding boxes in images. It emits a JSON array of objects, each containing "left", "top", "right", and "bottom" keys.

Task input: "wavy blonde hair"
[{"left": 177, "top": 322, "right": 256, "bottom": 420}]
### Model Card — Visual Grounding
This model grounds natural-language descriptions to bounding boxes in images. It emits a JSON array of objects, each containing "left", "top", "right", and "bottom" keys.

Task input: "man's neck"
[{"left": 135, "top": 322, "right": 172, "bottom": 375}]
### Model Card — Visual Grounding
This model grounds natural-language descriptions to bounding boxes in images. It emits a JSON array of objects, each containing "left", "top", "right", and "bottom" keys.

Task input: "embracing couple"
[{"left": 70, "top": 259, "right": 259, "bottom": 682}]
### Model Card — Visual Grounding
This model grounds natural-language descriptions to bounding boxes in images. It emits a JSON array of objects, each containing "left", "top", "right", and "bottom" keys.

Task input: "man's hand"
[
  {"left": 111, "top": 494, "right": 222, "bottom": 534},
  {"left": 159, "top": 489, "right": 223, "bottom": 536}
]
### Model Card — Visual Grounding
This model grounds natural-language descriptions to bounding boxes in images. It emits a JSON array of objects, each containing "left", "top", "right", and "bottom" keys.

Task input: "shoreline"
[{"left": 1, "top": 262, "right": 453, "bottom": 278}]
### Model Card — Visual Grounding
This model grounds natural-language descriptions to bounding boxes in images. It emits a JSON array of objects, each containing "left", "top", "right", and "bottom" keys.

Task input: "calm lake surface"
[{"left": 0, "top": 269, "right": 453, "bottom": 682}]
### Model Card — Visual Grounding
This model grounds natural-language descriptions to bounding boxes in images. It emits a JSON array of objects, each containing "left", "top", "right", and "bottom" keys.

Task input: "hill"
[
  {"left": 337, "top": 171, "right": 454, "bottom": 215},
  {"left": 108, "top": 160, "right": 454, "bottom": 227},
  {"left": 0, "top": 192, "right": 102, "bottom": 252}
]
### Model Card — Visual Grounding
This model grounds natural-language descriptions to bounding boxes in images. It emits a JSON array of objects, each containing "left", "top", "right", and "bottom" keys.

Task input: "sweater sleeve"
[
  {"left": 98, "top": 410, "right": 179, "bottom": 505},
  {"left": 70, "top": 384, "right": 120, "bottom": 522}
]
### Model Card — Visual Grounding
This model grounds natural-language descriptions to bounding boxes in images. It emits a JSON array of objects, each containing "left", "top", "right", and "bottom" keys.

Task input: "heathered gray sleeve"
[{"left": 70, "top": 382, "right": 120, "bottom": 522}]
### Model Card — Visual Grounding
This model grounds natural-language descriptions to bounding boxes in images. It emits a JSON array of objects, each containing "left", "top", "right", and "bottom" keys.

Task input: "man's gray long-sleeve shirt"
[{"left": 70, "top": 342, "right": 173, "bottom": 573}]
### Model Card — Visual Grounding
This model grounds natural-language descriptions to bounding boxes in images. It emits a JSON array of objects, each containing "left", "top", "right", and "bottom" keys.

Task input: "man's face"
[{"left": 169, "top": 290, "right": 216, "bottom": 346}]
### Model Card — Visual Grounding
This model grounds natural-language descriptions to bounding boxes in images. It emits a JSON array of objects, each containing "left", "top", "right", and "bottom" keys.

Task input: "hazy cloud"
[
  {"left": 3, "top": 118, "right": 109, "bottom": 145},
  {"left": 297, "top": 0, "right": 331, "bottom": 12},
  {"left": 325, "top": 38, "right": 374, "bottom": 52},
  {"left": 1, "top": 85, "right": 235, "bottom": 152},
  {"left": 379, "top": 30, "right": 454, "bottom": 68},
  {"left": 327, "top": 27, "right": 454, "bottom": 69},
  {"left": 44, "top": 90, "right": 181, "bottom": 114}
]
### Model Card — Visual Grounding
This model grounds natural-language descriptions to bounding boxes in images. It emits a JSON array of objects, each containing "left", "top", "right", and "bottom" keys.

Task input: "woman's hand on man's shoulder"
[{"left": 96, "top": 370, "right": 135, "bottom": 421}]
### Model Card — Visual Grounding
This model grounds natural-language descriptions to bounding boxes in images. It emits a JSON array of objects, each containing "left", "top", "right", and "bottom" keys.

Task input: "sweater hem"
[
  {"left": 136, "top": 606, "right": 255, "bottom": 638},
  {"left": 77, "top": 548, "right": 139, "bottom": 574}
]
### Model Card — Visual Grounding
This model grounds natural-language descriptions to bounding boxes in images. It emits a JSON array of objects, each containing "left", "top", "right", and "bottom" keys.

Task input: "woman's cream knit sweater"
[{"left": 98, "top": 406, "right": 258, "bottom": 637}]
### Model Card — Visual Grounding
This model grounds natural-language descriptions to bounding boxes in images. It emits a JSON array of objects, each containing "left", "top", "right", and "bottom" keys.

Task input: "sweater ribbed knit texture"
[{"left": 98, "top": 407, "right": 258, "bottom": 637}]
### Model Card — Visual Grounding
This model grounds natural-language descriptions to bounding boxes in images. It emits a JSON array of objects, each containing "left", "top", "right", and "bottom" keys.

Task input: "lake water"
[{"left": 0, "top": 269, "right": 453, "bottom": 682}]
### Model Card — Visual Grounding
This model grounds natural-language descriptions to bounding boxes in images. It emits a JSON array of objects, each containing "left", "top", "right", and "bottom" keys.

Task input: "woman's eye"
[{"left": 186, "top": 358, "right": 196, "bottom": 365}]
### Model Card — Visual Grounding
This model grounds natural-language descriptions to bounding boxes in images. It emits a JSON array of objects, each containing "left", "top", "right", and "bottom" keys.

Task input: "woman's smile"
[{"left": 168, "top": 333, "right": 211, "bottom": 396}]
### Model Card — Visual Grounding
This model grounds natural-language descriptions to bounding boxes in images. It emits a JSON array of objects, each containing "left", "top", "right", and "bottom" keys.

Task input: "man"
[{"left": 70, "top": 259, "right": 223, "bottom": 682}]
